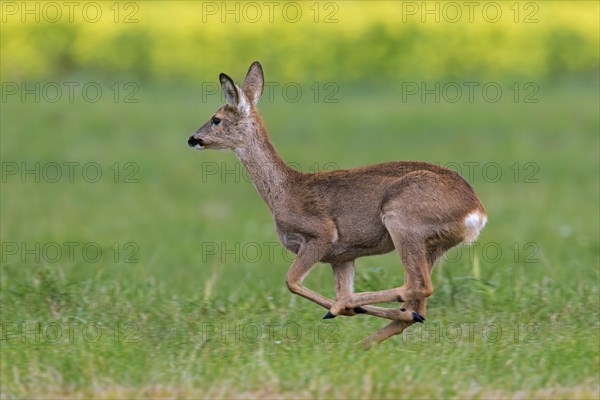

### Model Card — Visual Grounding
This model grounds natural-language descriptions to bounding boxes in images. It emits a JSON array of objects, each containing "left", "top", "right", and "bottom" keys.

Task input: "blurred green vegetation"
[
  {"left": 1, "top": 77, "right": 599, "bottom": 398},
  {"left": 2, "top": 1, "right": 598, "bottom": 83}
]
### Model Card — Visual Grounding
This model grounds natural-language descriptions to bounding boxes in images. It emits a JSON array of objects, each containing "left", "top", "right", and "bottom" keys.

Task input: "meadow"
[{"left": 1, "top": 74, "right": 598, "bottom": 398}]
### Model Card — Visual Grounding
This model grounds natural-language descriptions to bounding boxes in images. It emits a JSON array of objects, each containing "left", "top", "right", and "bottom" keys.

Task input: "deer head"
[{"left": 188, "top": 61, "right": 265, "bottom": 151}]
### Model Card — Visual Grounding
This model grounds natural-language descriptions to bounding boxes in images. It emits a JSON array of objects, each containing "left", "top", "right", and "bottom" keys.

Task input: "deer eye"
[{"left": 211, "top": 117, "right": 221, "bottom": 126}]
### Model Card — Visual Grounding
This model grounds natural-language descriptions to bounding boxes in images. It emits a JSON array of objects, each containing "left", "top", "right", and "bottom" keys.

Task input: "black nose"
[{"left": 188, "top": 136, "right": 204, "bottom": 147}]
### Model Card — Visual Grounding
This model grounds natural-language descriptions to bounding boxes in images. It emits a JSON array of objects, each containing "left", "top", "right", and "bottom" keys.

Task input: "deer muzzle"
[{"left": 188, "top": 136, "right": 205, "bottom": 150}]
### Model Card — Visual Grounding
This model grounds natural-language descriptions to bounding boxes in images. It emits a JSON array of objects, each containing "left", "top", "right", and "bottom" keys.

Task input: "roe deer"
[{"left": 187, "top": 61, "right": 487, "bottom": 348}]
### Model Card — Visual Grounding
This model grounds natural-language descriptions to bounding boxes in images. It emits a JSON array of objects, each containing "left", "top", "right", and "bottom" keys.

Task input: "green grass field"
[{"left": 1, "top": 77, "right": 598, "bottom": 399}]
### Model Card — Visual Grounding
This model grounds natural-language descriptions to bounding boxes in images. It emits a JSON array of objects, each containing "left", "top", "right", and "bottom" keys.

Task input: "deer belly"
[{"left": 324, "top": 226, "right": 395, "bottom": 261}]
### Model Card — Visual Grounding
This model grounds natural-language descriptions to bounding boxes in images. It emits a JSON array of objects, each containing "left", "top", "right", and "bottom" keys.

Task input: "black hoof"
[
  {"left": 354, "top": 307, "right": 367, "bottom": 314},
  {"left": 412, "top": 311, "right": 425, "bottom": 323},
  {"left": 323, "top": 311, "right": 336, "bottom": 319}
]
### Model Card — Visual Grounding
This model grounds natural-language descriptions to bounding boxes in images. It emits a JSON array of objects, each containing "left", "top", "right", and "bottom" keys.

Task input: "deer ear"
[
  {"left": 220, "top": 72, "right": 251, "bottom": 115},
  {"left": 220, "top": 73, "right": 239, "bottom": 107},
  {"left": 242, "top": 61, "right": 264, "bottom": 106}
]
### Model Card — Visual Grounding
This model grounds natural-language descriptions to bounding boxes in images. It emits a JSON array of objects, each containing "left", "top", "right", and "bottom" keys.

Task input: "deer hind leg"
[
  {"left": 358, "top": 246, "right": 435, "bottom": 348},
  {"left": 330, "top": 261, "right": 418, "bottom": 321},
  {"left": 358, "top": 241, "right": 458, "bottom": 348},
  {"left": 358, "top": 298, "right": 428, "bottom": 349}
]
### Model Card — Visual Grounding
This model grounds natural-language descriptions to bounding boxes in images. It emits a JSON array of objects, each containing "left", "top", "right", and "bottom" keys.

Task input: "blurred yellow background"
[{"left": 2, "top": 1, "right": 598, "bottom": 82}]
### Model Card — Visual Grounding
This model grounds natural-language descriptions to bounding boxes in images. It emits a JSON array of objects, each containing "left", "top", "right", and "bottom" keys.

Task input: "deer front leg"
[
  {"left": 329, "top": 260, "right": 367, "bottom": 316},
  {"left": 286, "top": 248, "right": 414, "bottom": 321},
  {"left": 285, "top": 248, "right": 381, "bottom": 315},
  {"left": 285, "top": 240, "right": 333, "bottom": 310},
  {"left": 328, "top": 261, "right": 420, "bottom": 321},
  {"left": 326, "top": 238, "right": 430, "bottom": 322},
  {"left": 332, "top": 260, "right": 354, "bottom": 300}
]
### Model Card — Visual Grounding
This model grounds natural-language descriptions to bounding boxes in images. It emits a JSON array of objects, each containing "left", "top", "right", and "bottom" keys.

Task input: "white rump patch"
[{"left": 463, "top": 211, "right": 487, "bottom": 244}]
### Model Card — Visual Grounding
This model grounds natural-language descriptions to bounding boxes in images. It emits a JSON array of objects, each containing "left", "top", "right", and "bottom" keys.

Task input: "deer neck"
[{"left": 234, "top": 121, "right": 296, "bottom": 211}]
